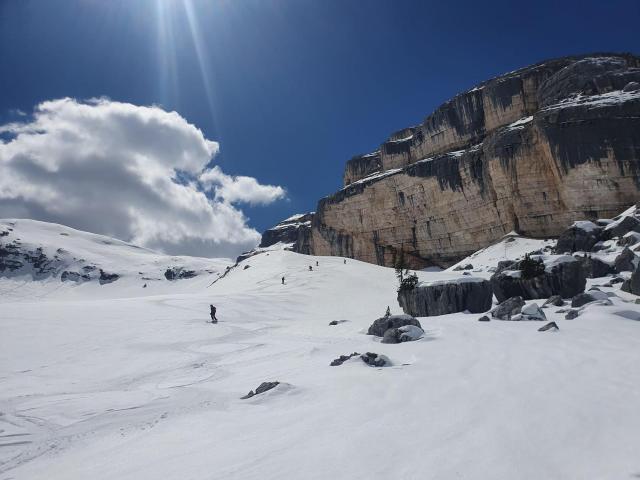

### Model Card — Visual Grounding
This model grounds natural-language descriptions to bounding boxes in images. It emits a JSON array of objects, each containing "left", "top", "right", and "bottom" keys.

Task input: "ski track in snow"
[{"left": 1, "top": 248, "right": 640, "bottom": 479}]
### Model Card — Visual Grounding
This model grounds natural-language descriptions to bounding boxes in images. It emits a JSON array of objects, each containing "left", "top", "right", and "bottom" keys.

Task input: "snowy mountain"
[
  {"left": 0, "top": 219, "right": 232, "bottom": 299},
  {"left": 2, "top": 213, "right": 640, "bottom": 479}
]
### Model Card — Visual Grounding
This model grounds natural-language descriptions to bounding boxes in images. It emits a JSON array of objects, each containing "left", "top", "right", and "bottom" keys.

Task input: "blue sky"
[{"left": 1, "top": 0, "right": 639, "bottom": 242}]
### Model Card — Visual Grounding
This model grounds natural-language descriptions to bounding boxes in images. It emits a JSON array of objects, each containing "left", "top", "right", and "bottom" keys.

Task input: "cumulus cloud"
[
  {"left": 0, "top": 98, "right": 285, "bottom": 258},
  {"left": 199, "top": 166, "right": 286, "bottom": 205}
]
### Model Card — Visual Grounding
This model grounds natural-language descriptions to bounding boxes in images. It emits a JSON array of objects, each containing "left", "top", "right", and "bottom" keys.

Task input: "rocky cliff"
[{"left": 279, "top": 53, "right": 640, "bottom": 268}]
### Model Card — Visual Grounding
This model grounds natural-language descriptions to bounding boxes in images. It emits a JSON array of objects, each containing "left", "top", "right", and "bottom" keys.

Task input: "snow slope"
[
  {"left": 2, "top": 231, "right": 640, "bottom": 479},
  {"left": 0, "top": 219, "right": 232, "bottom": 300},
  {"left": 446, "top": 232, "right": 555, "bottom": 274}
]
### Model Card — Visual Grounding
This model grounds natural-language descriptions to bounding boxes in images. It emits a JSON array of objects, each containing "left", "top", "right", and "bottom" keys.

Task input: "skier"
[
  {"left": 316, "top": 261, "right": 319, "bottom": 267},
  {"left": 344, "top": 259, "right": 346, "bottom": 264},
  {"left": 309, "top": 265, "right": 313, "bottom": 271},
  {"left": 282, "top": 276, "right": 285, "bottom": 285},
  {"left": 210, "top": 305, "right": 218, "bottom": 323}
]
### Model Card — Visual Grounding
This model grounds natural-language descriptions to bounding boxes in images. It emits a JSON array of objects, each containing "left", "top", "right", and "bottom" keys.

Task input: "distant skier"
[
  {"left": 309, "top": 265, "right": 313, "bottom": 271},
  {"left": 210, "top": 305, "right": 218, "bottom": 323},
  {"left": 344, "top": 259, "right": 346, "bottom": 264},
  {"left": 281, "top": 276, "right": 285, "bottom": 285},
  {"left": 316, "top": 261, "right": 319, "bottom": 267}
]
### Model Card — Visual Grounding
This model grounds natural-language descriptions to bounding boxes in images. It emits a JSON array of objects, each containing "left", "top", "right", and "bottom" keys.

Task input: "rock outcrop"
[
  {"left": 490, "top": 255, "right": 586, "bottom": 302},
  {"left": 259, "top": 213, "right": 315, "bottom": 253},
  {"left": 280, "top": 53, "right": 640, "bottom": 268},
  {"left": 397, "top": 277, "right": 493, "bottom": 316}
]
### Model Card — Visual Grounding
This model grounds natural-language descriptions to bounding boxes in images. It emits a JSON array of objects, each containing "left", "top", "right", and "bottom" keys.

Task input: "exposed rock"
[
  {"left": 565, "top": 309, "right": 580, "bottom": 320},
  {"left": 98, "top": 269, "right": 119, "bottom": 285},
  {"left": 575, "top": 255, "right": 615, "bottom": 278},
  {"left": 571, "top": 290, "right": 610, "bottom": 307},
  {"left": 495, "top": 260, "right": 517, "bottom": 274},
  {"left": 538, "top": 321, "right": 559, "bottom": 332},
  {"left": 491, "top": 296, "right": 525, "bottom": 320},
  {"left": 343, "top": 152, "right": 382, "bottom": 186},
  {"left": 279, "top": 53, "right": 640, "bottom": 269},
  {"left": 164, "top": 267, "right": 197, "bottom": 281},
  {"left": 328, "top": 320, "right": 339, "bottom": 326},
  {"left": 544, "top": 295, "right": 565, "bottom": 307},
  {"left": 621, "top": 263, "right": 640, "bottom": 295},
  {"left": 330, "top": 352, "right": 359, "bottom": 366},
  {"left": 491, "top": 255, "right": 586, "bottom": 302},
  {"left": 623, "top": 81, "right": 640, "bottom": 92},
  {"left": 381, "top": 325, "right": 425, "bottom": 344},
  {"left": 478, "top": 315, "right": 491, "bottom": 322},
  {"left": 614, "top": 247, "right": 638, "bottom": 273},
  {"left": 606, "top": 215, "right": 640, "bottom": 239},
  {"left": 381, "top": 328, "right": 401, "bottom": 344},
  {"left": 520, "top": 303, "right": 547, "bottom": 321},
  {"left": 367, "top": 314, "right": 421, "bottom": 337},
  {"left": 555, "top": 222, "right": 601, "bottom": 253},
  {"left": 241, "top": 381, "right": 280, "bottom": 399},
  {"left": 259, "top": 213, "right": 315, "bottom": 250},
  {"left": 397, "top": 277, "right": 492, "bottom": 317},
  {"left": 60, "top": 271, "right": 91, "bottom": 283},
  {"left": 360, "top": 352, "right": 390, "bottom": 367}
]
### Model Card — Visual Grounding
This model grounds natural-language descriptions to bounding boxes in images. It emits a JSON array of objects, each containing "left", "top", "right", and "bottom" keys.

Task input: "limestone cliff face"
[{"left": 295, "top": 53, "right": 640, "bottom": 268}]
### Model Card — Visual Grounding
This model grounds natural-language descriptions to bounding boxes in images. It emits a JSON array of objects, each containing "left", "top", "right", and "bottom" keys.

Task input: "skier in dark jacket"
[{"left": 210, "top": 305, "right": 218, "bottom": 323}]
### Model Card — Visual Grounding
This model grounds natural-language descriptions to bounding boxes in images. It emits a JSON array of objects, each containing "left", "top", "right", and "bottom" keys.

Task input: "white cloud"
[
  {"left": 199, "top": 166, "right": 286, "bottom": 205},
  {"left": 0, "top": 98, "right": 286, "bottom": 258}
]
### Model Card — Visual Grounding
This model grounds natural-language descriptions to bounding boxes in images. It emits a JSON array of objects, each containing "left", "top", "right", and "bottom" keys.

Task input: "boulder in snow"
[
  {"left": 574, "top": 255, "right": 615, "bottom": 278},
  {"left": 538, "top": 321, "right": 559, "bottom": 332},
  {"left": 621, "top": 263, "right": 640, "bottom": 295},
  {"left": 606, "top": 215, "right": 640, "bottom": 239},
  {"left": 360, "top": 352, "right": 390, "bottom": 367},
  {"left": 98, "top": 269, "right": 119, "bottom": 285},
  {"left": 491, "top": 296, "right": 525, "bottom": 320},
  {"left": 241, "top": 381, "right": 280, "bottom": 399},
  {"left": 381, "top": 325, "right": 425, "bottom": 344},
  {"left": 571, "top": 290, "right": 610, "bottom": 308},
  {"left": 490, "top": 255, "right": 586, "bottom": 302},
  {"left": 478, "top": 315, "right": 491, "bottom": 322},
  {"left": 397, "top": 277, "right": 492, "bottom": 317},
  {"left": 520, "top": 303, "right": 547, "bottom": 321},
  {"left": 543, "top": 295, "right": 565, "bottom": 307},
  {"left": 367, "top": 314, "right": 421, "bottom": 337},
  {"left": 555, "top": 221, "right": 601, "bottom": 253},
  {"left": 330, "top": 352, "right": 359, "bottom": 366},
  {"left": 613, "top": 247, "right": 638, "bottom": 273},
  {"left": 565, "top": 309, "right": 580, "bottom": 320}
]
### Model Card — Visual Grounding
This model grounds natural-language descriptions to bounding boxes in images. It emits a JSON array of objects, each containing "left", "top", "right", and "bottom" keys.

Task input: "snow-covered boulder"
[
  {"left": 330, "top": 352, "right": 359, "bottom": 366},
  {"left": 241, "top": 381, "right": 280, "bottom": 399},
  {"left": 491, "top": 296, "right": 525, "bottom": 320},
  {"left": 397, "top": 277, "right": 492, "bottom": 317},
  {"left": 613, "top": 247, "right": 639, "bottom": 273},
  {"left": 605, "top": 215, "right": 640, "bottom": 239},
  {"left": 490, "top": 255, "right": 586, "bottom": 302},
  {"left": 571, "top": 291, "right": 610, "bottom": 307},
  {"left": 555, "top": 221, "right": 602, "bottom": 253},
  {"left": 520, "top": 303, "right": 547, "bottom": 321},
  {"left": 538, "top": 321, "right": 559, "bottom": 332},
  {"left": 381, "top": 325, "right": 425, "bottom": 344},
  {"left": 360, "top": 352, "right": 390, "bottom": 367},
  {"left": 621, "top": 263, "right": 640, "bottom": 295},
  {"left": 367, "top": 314, "right": 421, "bottom": 337},
  {"left": 543, "top": 295, "right": 565, "bottom": 307},
  {"left": 574, "top": 254, "right": 614, "bottom": 278}
]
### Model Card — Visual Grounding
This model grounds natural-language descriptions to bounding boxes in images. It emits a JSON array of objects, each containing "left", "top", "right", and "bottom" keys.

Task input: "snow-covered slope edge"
[{"left": 0, "top": 219, "right": 231, "bottom": 298}]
